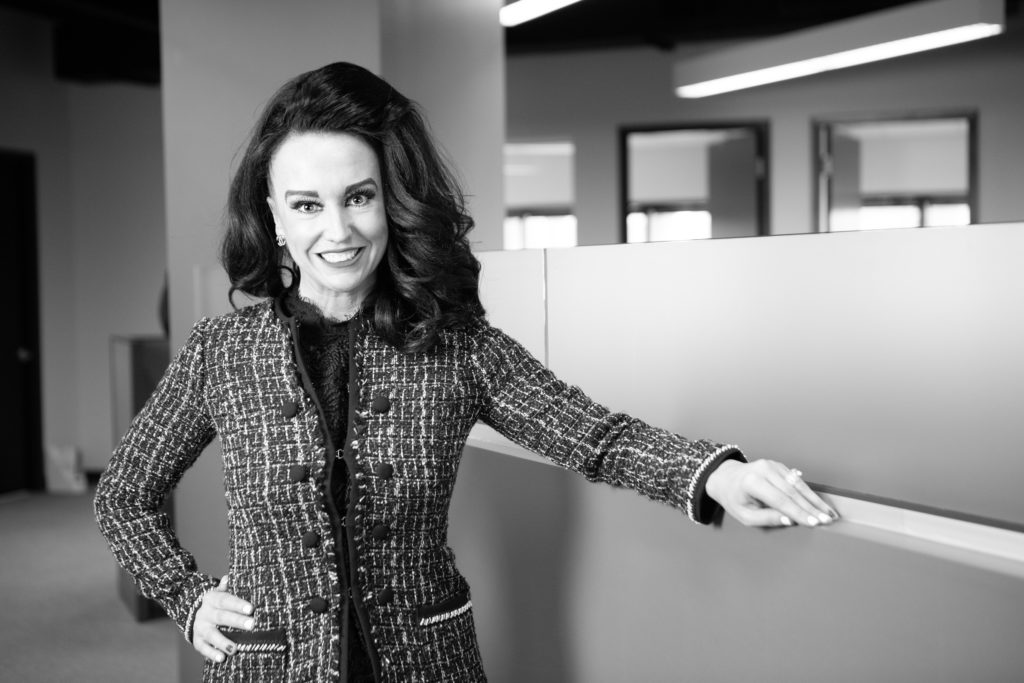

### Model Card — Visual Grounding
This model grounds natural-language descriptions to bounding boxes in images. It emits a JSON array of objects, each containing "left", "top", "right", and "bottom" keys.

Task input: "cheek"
[{"left": 369, "top": 210, "right": 389, "bottom": 251}]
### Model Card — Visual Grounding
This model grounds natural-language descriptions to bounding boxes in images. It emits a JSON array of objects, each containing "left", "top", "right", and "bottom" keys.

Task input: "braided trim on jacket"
[{"left": 685, "top": 444, "right": 745, "bottom": 524}]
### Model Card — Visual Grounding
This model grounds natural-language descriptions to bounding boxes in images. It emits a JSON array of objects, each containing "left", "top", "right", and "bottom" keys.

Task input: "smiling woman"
[
  {"left": 266, "top": 132, "right": 389, "bottom": 320},
  {"left": 95, "top": 61, "right": 836, "bottom": 683}
]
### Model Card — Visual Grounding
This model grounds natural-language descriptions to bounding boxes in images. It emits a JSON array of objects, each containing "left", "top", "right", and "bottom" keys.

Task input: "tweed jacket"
[{"left": 95, "top": 297, "right": 741, "bottom": 683}]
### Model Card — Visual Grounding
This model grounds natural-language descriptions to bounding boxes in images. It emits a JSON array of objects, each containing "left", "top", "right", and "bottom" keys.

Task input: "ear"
[{"left": 266, "top": 195, "right": 281, "bottom": 229}]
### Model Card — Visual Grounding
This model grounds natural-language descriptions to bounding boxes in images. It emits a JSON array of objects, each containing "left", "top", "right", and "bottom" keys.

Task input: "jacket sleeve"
[
  {"left": 470, "top": 321, "right": 744, "bottom": 524},
  {"left": 94, "top": 317, "right": 220, "bottom": 642}
]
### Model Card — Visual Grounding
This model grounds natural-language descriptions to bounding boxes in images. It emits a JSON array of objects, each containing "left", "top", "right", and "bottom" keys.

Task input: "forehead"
[{"left": 268, "top": 131, "right": 380, "bottom": 187}]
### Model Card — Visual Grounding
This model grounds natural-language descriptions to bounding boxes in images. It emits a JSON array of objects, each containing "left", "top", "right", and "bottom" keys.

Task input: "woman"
[{"left": 95, "top": 62, "right": 836, "bottom": 683}]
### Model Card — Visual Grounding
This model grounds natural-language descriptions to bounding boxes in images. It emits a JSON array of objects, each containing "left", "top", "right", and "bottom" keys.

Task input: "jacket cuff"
[
  {"left": 169, "top": 573, "right": 221, "bottom": 643},
  {"left": 685, "top": 445, "right": 746, "bottom": 525}
]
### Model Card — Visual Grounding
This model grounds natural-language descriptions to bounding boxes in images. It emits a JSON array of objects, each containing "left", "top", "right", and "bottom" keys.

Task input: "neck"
[{"left": 296, "top": 284, "right": 363, "bottom": 322}]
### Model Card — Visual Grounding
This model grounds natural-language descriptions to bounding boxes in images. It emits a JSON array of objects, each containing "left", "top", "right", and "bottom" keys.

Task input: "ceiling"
[{"left": 0, "top": 0, "right": 1016, "bottom": 84}]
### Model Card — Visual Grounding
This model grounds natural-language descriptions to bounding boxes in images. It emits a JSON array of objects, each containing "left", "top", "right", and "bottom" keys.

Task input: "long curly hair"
[{"left": 221, "top": 62, "right": 484, "bottom": 353}]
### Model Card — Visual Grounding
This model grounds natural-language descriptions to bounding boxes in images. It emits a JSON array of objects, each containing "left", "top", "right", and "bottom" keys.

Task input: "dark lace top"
[{"left": 285, "top": 290, "right": 374, "bottom": 682}]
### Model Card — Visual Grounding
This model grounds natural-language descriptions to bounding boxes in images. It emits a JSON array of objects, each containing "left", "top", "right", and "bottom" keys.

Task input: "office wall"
[
  {"left": 507, "top": 24, "right": 1024, "bottom": 242},
  {"left": 68, "top": 83, "right": 166, "bottom": 471},
  {"left": 0, "top": 8, "right": 77, "bottom": 464},
  {"left": 450, "top": 226, "right": 1024, "bottom": 681},
  {"left": 381, "top": 0, "right": 504, "bottom": 251},
  {"left": 0, "top": 9, "right": 168, "bottom": 475}
]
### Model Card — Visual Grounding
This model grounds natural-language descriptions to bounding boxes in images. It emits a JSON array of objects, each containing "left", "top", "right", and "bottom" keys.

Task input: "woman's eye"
[
  {"left": 292, "top": 201, "right": 320, "bottom": 213},
  {"left": 347, "top": 191, "right": 374, "bottom": 207}
]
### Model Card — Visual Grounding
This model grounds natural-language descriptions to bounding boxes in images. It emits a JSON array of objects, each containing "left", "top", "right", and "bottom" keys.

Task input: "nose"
[{"left": 322, "top": 206, "right": 353, "bottom": 242}]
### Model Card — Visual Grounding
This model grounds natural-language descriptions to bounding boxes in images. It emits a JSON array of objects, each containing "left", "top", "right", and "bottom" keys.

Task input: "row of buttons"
[
  {"left": 282, "top": 394, "right": 396, "bottom": 616},
  {"left": 280, "top": 394, "right": 391, "bottom": 421},
  {"left": 286, "top": 462, "right": 393, "bottom": 485},
  {"left": 306, "top": 585, "right": 395, "bottom": 614}
]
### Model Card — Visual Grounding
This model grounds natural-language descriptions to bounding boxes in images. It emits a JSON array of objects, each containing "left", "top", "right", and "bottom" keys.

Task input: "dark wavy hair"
[{"left": 221, "top": 62, "right": 484, "bottom": 353}]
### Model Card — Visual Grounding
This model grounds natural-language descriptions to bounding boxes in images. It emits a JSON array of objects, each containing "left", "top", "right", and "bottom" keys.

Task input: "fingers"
[
  {"left": 740, "top": 506, "right": 798, "bottom": 528},
  {"left": 194, "top": 626, "right": 238, "bottom": 663},
  {"left": 192, "top": 581, "right": 255, "bottom": 663},
  {"left": 728, "top": 461, "right": 838, "bottom": 528},
  {"left": 716, "top": 459, "right": 840, "bottom": 529},
  {"left": 744, "top": 477, "right": 825, "bottom": 528},
  {"left": 757, "top": 466, "right": 835, "bottom": 527},
  {"left": 767, "top": 462, "right": 838, "bottom": 523}
]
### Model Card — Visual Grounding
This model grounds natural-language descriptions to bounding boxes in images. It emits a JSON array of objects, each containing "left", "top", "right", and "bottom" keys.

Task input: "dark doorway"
[{"left": 1, "top": 150, "right": 44, "bottom": 493}]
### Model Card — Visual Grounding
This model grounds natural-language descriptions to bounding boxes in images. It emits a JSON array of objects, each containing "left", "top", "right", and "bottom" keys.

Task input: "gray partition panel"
[{"left": 544, "top": 224, "right": 1024, "bottom": 525}]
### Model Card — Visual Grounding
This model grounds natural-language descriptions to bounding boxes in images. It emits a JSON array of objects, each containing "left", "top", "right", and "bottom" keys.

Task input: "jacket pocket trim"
[
  {"left": 415, "top": 590, "right": 472, "bottom": 626},
  {"left": 225, "top": 628, "right": 288, "bottom": 653}
]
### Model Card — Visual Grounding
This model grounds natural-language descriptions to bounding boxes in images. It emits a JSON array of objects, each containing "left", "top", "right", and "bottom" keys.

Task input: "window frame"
[
  {"left": 812, "top": 110, "right": 979, "bottom": 233},
  {"left": 619, "top": 121, "right": 771, "bottom": 243}
]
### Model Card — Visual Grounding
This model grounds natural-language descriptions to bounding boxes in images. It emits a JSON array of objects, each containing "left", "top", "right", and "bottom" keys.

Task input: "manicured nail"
[
  {"left": 245, "top": 619, "right": 255, "bottom": 629},
  {"left": 818, "top": 513, "right": 832, "bottom": 524},
  {"left": 216, "top": 653, "right": 225, "bottom": 663},
  {"left": 780, "top": 515, "right": 793, "bottom": 526},
  {"left": 243, "top": 605, "right": 253, "bottom": 615},
  {"left": 807, "top": 515, "right": 820, "bottom": 526},
  {"left": 226, "top": 644, "right": 236, "bottom": 655}
]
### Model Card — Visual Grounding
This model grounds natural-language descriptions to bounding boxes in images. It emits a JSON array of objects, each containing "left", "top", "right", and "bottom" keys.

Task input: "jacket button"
[
  {"left": 371, "top": 524, "right": 390, "bottom": 540},
  {"left": 375, "top": 463, "right": 394, "bottom": 480},
  {"left": 377, "top": 586, "right": 394, "bottom": 605},
  {"left": 289, "top": 465, "right": 309, "bottom": 483},
  {"left": 301, "top": 531, "right": 320, "bottom": 548},
  {"left": 308, "top": 596, "right": 328, "bottom": 614},
  {"left": 282, "top": 400, "right": 299, "bottom": 418},
  {"left": 370, "top": 395, "right": 391, "bottom": 414}
]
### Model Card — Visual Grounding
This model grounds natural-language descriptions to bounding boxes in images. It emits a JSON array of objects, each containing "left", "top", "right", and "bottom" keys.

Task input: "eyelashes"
[{"left": 287, "top": 188, "right": 376, "bottom": 213}]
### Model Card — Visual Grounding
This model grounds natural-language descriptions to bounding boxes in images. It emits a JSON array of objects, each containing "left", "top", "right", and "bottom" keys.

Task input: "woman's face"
[{"left": 267, "top": 131, "right": 388, "bottom": 316}]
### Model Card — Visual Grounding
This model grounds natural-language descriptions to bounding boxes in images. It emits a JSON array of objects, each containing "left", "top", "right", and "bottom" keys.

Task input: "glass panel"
[
  {"left": 504, "top": 215, "right": 577, "bottom": 249},
  {"left": 649, "top": 210, "right": 712, "bottom": 241},
  {"left": 625, "top": 126, "right": 763, "bottom": 241},
  {"left": 503, "top": 216, "right": 526, "bottom": 250},
  {"left": 820, "top": 116, "right": 972, "bottom": 232},
  {"left": 924, "top": 202, "right": 971, "bottom": 227},
  {"left": 831, "top": 205, "right": 921, "bottom": 231}
]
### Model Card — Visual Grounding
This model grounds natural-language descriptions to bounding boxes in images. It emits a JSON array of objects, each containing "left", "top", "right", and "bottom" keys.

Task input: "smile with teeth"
[{"left": 319, "top": 248, "right": 363, "bottom": 264}]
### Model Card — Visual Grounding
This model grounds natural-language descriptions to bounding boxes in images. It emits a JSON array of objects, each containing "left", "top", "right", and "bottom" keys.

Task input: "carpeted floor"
[{"left": 0, "top": 490, "right": 177, "bottom": 682}]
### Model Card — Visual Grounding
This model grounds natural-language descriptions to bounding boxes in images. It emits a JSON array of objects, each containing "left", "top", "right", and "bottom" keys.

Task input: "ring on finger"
[{"left": 785, "top": 468, "right": 803, "bottom": 485}]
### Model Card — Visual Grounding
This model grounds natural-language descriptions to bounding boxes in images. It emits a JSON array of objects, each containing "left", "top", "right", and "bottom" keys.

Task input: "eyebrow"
[{"left": 283, "top": 178, "right": 377, "bottom": 201}]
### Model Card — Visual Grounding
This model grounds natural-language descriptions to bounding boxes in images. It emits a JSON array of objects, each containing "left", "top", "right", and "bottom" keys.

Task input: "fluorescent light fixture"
[
  {"left": 500, "top": 0, "right": 584, "bottom": 28},
  {"left": 675, "top": 0, "right": 1004, "bottom": 98}
]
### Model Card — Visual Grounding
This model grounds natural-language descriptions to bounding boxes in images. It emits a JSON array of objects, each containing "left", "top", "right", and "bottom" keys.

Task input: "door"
[
  {"left": 0, "top": 151, "right": 44, "bottom": 493},
  {"left": 708, "top": 132, "right": 764, "bottom": 238}
]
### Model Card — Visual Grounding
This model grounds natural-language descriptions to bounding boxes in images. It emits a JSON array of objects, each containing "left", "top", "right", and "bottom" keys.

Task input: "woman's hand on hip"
[
  {"left": 705, "top": 459, "right": 839, "bottom": 528},
  {"left": 192, "top": 575, "right": 255, "bottom": 663}
]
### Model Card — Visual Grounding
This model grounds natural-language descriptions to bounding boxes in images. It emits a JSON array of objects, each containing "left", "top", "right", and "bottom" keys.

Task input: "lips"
[{"left": 319, "top": 248, "right": 363, "bottom": 264}]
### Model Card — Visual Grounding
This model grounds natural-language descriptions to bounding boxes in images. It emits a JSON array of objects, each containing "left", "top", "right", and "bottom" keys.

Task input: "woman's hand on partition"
[
  {"left": 705, "top": 459, "right": 839, "bottom": 528},
  {"left": 192, "top": 574, "right": 255, "bottom": 663}
]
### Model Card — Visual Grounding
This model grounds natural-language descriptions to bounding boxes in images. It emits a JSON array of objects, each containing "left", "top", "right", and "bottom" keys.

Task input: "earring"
[{"left": 276, "top": 234, "right": 286, "bottom": 247}]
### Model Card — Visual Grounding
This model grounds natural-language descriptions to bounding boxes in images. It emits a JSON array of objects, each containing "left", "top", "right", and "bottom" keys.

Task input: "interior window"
[
  {"left": 623, "top": 125, "right": 768, "bottom": 242},
  {"left": 816, "top": 116, "right": 974, "bottom": 232},
  {"left": 503, "top": 141, "right": 576, "bottom": 249}
]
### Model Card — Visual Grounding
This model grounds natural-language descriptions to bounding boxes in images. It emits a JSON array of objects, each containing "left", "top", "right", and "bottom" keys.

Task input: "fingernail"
[
  {"left": 780, "top": 515, "right": 793, "bottom": 526},
  {"left": 245, "top": 619, "right": 255, "bottom": 629},
  {"left": 830, "top": 509, "right": 840, "bottom": 519},
  {"left": 243, "top": 605, "right": 253, "bottom": 615},
  {"left": 216, "top": 653, "right": 225, "bottom": 663},
  {"left": 226, "top": 645, "right": 236, "bottom": 655},
  {"left": 818, "top": 513, "right": 832, "bottom": 524},
  {"left": 807, "top": 515, "right": 820, "bottom": 526}
]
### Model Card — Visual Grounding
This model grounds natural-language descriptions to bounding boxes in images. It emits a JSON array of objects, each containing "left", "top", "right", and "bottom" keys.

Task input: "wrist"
[{"left": 705, "top": 458, "right": 742, "bottom": 504}]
